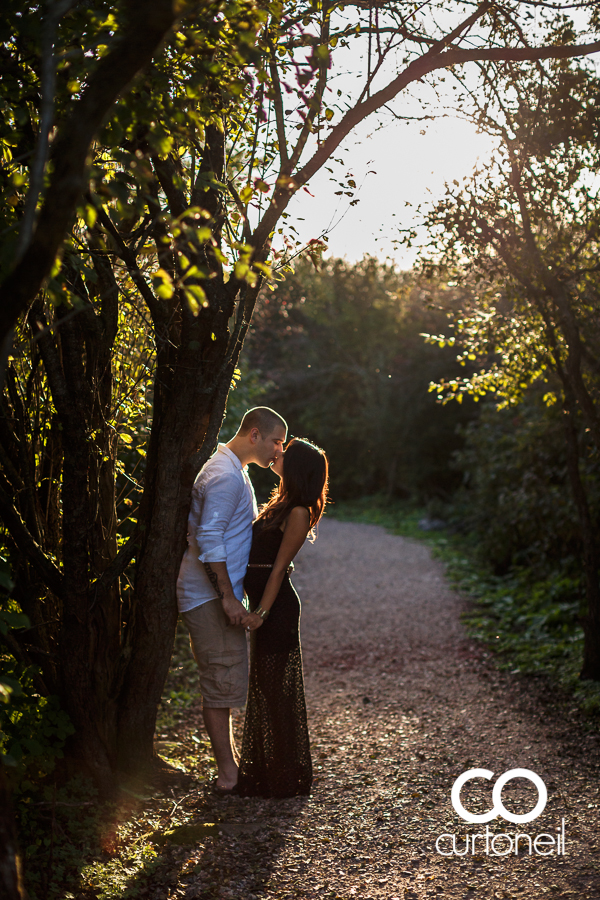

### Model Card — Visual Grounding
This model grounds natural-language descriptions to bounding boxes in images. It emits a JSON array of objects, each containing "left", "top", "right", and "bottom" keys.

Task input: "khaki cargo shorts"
[{"left": 181, "top": 599, "right": 248, "bottom": 708}]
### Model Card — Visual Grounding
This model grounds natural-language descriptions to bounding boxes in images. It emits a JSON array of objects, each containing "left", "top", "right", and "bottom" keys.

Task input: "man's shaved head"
[{"left": 238, "top": 407, "right": 287, "bottom": 438}]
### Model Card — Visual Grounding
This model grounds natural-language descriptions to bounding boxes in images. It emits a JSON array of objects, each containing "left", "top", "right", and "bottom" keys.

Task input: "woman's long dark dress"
[{"left": 237, "top": 519, "right": 312, "bottom": 798}]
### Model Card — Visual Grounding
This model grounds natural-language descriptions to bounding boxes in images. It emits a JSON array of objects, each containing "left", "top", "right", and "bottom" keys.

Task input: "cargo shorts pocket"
[{"left": 204, "top": 648, "right": 247, "bottom": 702}]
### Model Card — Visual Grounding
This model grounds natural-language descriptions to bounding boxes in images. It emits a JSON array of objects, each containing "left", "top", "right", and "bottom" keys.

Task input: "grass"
[{"left": 329, "top": 495, "right": 600, "bottom": 721}]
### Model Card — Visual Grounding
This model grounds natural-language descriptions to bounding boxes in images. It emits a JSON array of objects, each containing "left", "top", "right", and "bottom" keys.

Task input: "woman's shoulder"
[
  {"left": 282, "top": 505, "right": 311, "bottom": 531},
  {"left": 289, "top": 505, "right": 310, "bottom": 520}
]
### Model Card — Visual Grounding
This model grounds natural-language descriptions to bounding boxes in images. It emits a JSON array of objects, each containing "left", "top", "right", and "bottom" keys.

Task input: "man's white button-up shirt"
[{"left": 176, "top": 444, "right": 258, "bottom": 613}]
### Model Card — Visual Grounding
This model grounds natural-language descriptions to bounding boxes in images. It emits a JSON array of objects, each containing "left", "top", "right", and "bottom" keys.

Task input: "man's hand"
[
  {"left": 241, "top": 611, "right": 264, "bottom": 632},
  {"left": 221, "top": 593, "right": 248, "bottom": 627},
  {"left": 203, "top": 562, "right": 245, "bottom": 625}
]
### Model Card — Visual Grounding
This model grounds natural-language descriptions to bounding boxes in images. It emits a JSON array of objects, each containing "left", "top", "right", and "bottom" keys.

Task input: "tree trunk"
[
  {"left": 0, "top": 761, "right": 26, "bottom": 900},
  {"left": 562, "top": 402, "right": 600, "bottom": 680},
  {"left": 114, "top": 283, "right": 242, "bottom": 777},
  {"left": 1, "top": 113, "right": 262, "bottom": 793},
  {"left": 536, "top": 290, "right": 600, "bottom": 680}
]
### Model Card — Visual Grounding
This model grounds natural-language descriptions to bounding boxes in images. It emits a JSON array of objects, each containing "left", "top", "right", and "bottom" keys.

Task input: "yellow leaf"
[
  {"left": 184, "top": 285, "right": 207, "bottom": 316},
  {"left": 153, "top": 268, "right": 174, "bottom": 300},
  {"left": 82, "top": 204, "right": 97, "bottom": 228}
]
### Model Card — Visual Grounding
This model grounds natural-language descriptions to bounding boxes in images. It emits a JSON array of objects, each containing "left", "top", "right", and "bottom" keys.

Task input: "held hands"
[
  {"left": 221, "top": 593, "right": 248, "bottom": 627},
  {"left": 221, "top": 591, "right": 265, "bottom": 630},
  {"left": 241, "top": 611, "right": 264, "bottom": 632}
]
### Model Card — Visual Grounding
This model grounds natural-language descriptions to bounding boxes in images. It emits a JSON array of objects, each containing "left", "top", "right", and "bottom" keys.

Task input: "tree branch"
[
  {"left": 152, "top": 155, "right": 188, "bottom": 218},
  {"left": 0, "top": 0, "right": 182, "bottom": 348},
  {"left": 252, "top": 27, "right": 600, "bottom": 251},
  {"left": 91, "top": 529, "right": 140, "bottom": 596},
  {"left": 288, "top": 3, "right": 331, "bottom": 172},
  {"left": 96, "top": 206, "right": 166, "bottom": 324},
  {"left": 227, "top": 180, "right": 253, "bottom": 244},
  {"left": 267, "top": 38, "right": 290, "bottom": 170},
  {"left": 15, "top": 0, "right": 77, "bottom": 261},
  {"left": 0, "top": 483, "right": 64, "bottom": 597}
]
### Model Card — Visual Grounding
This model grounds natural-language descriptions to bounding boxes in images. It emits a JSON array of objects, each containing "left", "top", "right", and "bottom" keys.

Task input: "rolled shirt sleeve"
[{"left": 195, "top": 473, "right": 244, "bottom": 563}]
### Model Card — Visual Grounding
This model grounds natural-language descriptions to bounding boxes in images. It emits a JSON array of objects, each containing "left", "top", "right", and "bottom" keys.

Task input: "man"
[{"left": 177, "top": 407, "right": 287, "bottom": 791}]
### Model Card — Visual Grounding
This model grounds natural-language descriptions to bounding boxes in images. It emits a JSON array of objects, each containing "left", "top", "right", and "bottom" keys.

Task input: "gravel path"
[{"left": 158, "top": 520, "right": 600, "bottom": 900}]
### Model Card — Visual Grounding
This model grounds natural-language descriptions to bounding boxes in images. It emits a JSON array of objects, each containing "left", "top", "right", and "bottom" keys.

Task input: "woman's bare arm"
[{"left": 243, "top": 506, "right": 310, "bottom": 630}]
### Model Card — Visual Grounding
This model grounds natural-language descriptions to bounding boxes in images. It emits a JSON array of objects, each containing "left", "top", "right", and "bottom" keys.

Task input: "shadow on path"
[{"left": 74, "top": 520, "right": 600, "bottom": 900}]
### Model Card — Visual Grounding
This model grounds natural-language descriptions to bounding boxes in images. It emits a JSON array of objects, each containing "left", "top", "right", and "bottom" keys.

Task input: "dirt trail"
[{"left": 168, "top": 520, "right": 600, "bottom": 900}]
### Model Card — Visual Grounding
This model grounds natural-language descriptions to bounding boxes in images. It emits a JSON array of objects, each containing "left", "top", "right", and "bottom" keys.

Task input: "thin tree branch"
[
  {"left": 96, "top": 206, "right": 165, "bottom": 323},
  {"left": 0, "top": 484, "right": 64, "bottom": 597},
  {"left": 267, "top": 37, "right": 289, "bottom": 170},
  {"left": 16, "top": 0, "right": 77, "bottom": 261},
  {"left": 227, "top": 180, "right": 252, "bottom": 244},
  {"left": 91, "top": 529, "right": 140, "bottom": 595},
  {"left": 288, "top": 3, "right": 331, "bottom": 172}
]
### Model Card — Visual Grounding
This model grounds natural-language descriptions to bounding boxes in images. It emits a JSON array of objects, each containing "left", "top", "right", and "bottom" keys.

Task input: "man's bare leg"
[{"left": 203, "top": 707, "right": 238, "bottom": 789}]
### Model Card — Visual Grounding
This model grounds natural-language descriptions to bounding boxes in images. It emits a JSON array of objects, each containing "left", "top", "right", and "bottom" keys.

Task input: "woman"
[{"left": 237, "top": 437, "right": 328, "bottom": 798}]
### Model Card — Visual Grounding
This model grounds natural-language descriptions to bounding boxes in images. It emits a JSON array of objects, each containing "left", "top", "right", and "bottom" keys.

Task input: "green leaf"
[
  {"left": 0, "top": 610, "right": 29, "bottom": 635},
  {"left": 184, "top": 284, "right": 207, "bottom": 315},
  {"left": 152, "top": 268, "right": 174, "bottom": 300},
  {"left": 239, "top": 184, "right": 254, "bottom": 204},
  {"left": 234, "top": 261, "right": 249, "bottom": 280}
]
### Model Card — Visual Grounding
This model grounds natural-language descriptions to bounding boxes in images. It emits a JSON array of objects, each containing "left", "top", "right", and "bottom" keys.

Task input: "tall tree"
[
  {"left": 414, "top": 58, "right": 600, "bottom": 677},
  {"left": 3, "top": 2, "right": 600, "bottom": 791}
]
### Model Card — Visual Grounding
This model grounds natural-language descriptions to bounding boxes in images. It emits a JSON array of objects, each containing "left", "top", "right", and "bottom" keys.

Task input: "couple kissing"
[{"left": 176, "top": 407, "right": 329, "bottom": 797}]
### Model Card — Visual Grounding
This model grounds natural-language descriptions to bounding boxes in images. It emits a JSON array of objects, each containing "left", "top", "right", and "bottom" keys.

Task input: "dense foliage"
[
  {"left": 409, "top": 57, "right": 600, "bottom": 678},
  {"left": 244, "top": 257, "right": 477, "bottom": 500},
  {"left": 453, "top": 396, "right": 598, "bottom": 577}
]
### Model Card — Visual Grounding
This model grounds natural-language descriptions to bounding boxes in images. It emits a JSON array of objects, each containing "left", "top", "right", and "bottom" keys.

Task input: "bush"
[
  {"left": 451, "top": 394, "right": 598, "bottom": 578},
  {"left": 1, "top": 576, "right": 74, "bottom": 792}
]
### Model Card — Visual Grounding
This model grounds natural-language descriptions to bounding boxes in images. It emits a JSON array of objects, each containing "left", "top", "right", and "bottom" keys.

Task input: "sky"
[
  {"left": 285, "top": 112, "right": 497, "bottom": 268},
  {"left": 266, "top": 7, "right": 599, "bottom": 270},
  {"left": 263, "top": 9, "right": 502, "bottom": 270}
]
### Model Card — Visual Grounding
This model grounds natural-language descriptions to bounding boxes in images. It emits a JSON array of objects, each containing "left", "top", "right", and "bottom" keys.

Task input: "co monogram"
[{"left": 451, "top": 768, "right": 548, "bottom": 824}]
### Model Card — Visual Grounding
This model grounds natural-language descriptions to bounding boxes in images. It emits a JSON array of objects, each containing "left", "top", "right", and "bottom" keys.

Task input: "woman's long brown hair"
[{"left": 256, "top": 438, "right": 328, "bottom": 537}]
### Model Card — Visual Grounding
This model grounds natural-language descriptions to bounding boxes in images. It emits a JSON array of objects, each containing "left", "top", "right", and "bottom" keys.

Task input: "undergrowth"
[
  {"left": 7, "top": 618, "right": 215, "bottom": 900},
  {"left": 330, "top": 496, "right": 600, "bottom": 720}
]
